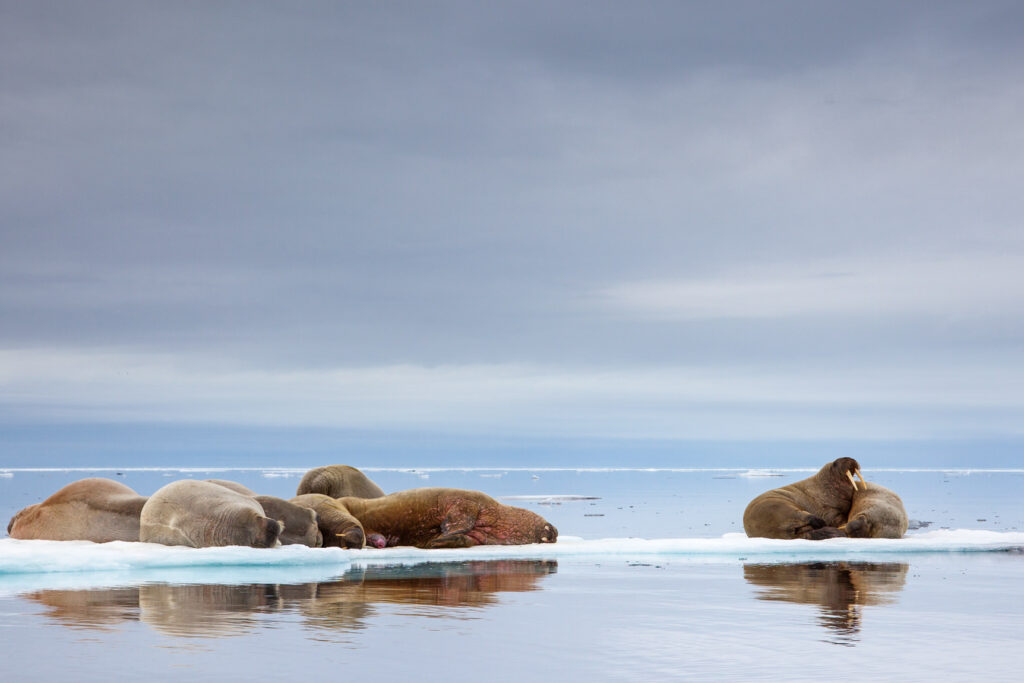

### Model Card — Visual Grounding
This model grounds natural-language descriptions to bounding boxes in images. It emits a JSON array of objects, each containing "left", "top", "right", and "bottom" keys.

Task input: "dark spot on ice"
[{"left": 908, "top": 520, "right": 932, "bottom": 530}]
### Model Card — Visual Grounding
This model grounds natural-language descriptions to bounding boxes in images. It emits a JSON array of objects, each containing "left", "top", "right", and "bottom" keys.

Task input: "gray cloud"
[{"left": 3, "top": 2, "right": 1024, "bottom": 440}]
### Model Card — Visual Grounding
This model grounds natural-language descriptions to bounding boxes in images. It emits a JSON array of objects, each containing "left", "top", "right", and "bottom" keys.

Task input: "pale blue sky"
[{"left": 2, "top": 2, "right": 1023, "bottom": 464}]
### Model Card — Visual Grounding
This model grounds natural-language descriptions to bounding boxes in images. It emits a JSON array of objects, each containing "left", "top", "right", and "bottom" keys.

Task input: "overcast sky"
[{"left": 3, "top": 2, "right": 1024, "bottom": 451}]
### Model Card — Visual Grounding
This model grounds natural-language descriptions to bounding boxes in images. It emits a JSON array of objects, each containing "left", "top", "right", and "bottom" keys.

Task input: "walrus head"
[
  {"left": 255, "top": 517, "right": 284, "bottom": 548},
  {"left": 845, "top": 515, "right": 871, "bottom": 538},
  {"left": 478, "top": 505, "right": 558, "bottom": 545},
  {"left": 823, "top": 457, "right": 867, "bottom": 494},
  {"left": 336, "top": 525, "right": 366, "bottom": 549}
]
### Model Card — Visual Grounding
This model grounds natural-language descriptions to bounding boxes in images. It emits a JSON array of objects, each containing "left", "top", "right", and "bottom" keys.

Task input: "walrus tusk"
[
  {"left": 856, "top": 469, "right": 867, "bottom": 487},
  {"left": 846, "top": 471, "right": 860, "bottom": 490}
]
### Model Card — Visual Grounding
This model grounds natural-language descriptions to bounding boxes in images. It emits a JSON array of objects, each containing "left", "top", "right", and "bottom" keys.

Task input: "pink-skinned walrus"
[
  {"left": 7, "top": 478, "right": 148, "bottom": 542},
  {"left": 336, "top": 487, "right": 558, "bottom": 549}
]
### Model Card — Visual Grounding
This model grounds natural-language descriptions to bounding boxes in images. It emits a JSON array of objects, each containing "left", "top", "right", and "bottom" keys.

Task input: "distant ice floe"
[
  {"left": 736, "top": 469, "right": 785, "bottom": 478},
  {"left": 260, "top": 470, "right": 297, "bottom": 479},
  {"left": 0, "top": 472, "right": 13, "bottom": 478},
  {"left": 501, "top": 495, "right": 601, "bottom": 504}
]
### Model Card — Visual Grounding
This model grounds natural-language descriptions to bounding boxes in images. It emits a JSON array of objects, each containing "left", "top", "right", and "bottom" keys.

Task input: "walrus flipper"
[
  {"left": 805, "top": 526, "right": 847, "bottom": 540},
  {"left": 425, "top": 512, "right": 478, "bottom": 548}
]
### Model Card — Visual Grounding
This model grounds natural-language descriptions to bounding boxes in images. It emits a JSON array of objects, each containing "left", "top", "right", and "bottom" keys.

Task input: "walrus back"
[
  {"left": 296, "top": 465, "right": 386, "bottom": 499},
  {"left": 141, "top": 480, "right": 282, "bottom": 548}
]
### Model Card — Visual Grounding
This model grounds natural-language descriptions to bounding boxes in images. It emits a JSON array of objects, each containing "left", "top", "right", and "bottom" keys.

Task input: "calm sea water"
[{"left": 2, "top": 467, "right": 1023, "bottom": 681}]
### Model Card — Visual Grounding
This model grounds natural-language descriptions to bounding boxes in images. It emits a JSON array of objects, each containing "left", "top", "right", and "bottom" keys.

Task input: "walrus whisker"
[{"left": 846, "top": 470, "right": 859, "bottom": 491}]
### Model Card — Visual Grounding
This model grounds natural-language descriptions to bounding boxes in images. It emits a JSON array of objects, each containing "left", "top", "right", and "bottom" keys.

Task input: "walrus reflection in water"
[
  {"left": 744, "top": 562, "right": 908, "bottom": 642},
  {"left": 25, "top": 587, "right": 141, "bottom": 631},
  {"left": 288, "top": 560, "right": 559, "bottom": 633},
  {"left": 743, "top": 457, "right": 867, "bottom": 539},
  {"left": 21, "top": 560, "right": 558, "bottom": 638}
]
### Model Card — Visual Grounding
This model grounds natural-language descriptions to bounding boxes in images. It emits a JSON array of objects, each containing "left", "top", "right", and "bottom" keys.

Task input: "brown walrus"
[
  {"left": 843, "top": 482, "right": 908, "bottom": 539},
  {"left": 7, "top": 478, "right": 148, "bottom": 542},
  {"left": 335, "top": 487, "right": 558, "bottom": 549},
  {"left": 205, "top": 480, "right": 322, "bottom": 547},
  {"left": 296, "top": 465, "right": 386, "bottom": 499},
  {"left": 140, "top": 480, "right": 282, "bottom": 548},
  {"left": 290, "top": 493, "right": 366, "bottom": 549},
  {"left": 743, "top": 458, "right": 867, "bottom": 540}
]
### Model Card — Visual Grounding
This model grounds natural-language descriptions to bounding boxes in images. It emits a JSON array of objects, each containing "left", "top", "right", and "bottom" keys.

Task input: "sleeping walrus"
[
  {"left": 743, "top": 458, "right": 867, "bottom": 540},
  {"left": 290, "top": 493, "right": 367, "bottom": 548},
  {"left": 843, "top": 482, "right": 908, "bottom": 539},
  {"left": 140, "top": 480, "right": 282, "bottom": 548},
  {"left": 335, "top": 487, "right": 558, "bottom": 549},
  {"left": 205, "top": 480, "right": 322, "bottom": 546},
  {"left": 7, "top": 477, "right": 148, "bottom": 542},
  {"left": 296, "top": 465, "right": 386, "bottom": 499}
]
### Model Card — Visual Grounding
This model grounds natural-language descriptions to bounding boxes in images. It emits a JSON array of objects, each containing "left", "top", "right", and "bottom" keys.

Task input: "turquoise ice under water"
[{"left": 1, "top": 467, "right": 1023, "bottom": 681}]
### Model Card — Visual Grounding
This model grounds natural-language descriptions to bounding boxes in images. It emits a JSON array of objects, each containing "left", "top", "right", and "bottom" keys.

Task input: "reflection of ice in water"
[
  {"left": 2, "top": 531, "right": 1023, "bottom": 592},
  {"left": 20, "top": 559, "right": 559, "bottom": 639},
  {"left": 744, "top": 562, "right": 909, "bottom": 646}
]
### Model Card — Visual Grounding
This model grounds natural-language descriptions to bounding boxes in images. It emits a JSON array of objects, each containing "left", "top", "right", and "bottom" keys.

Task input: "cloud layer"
[{"left": 3, "top": 2, "right": 1024, "bottom": 444}]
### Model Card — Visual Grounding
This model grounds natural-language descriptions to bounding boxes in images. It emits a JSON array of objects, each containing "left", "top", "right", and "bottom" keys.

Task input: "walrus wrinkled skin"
[
  {"left": 290, "top": 494, "right": 366, "bottom": 548},
  {"left": 336, "top": 488, "right": 558, "bottom": 549},
  {"left": 204, "top": 479, "right": 257, "bottom": 496},
  {"left": 205, "top": 480, "right": 322, "bottom": 547},
  {"left": 140, "top": 480, "right": 282, "bottom": 548},
  {"left": 296, "top": 465, "right": 386, "bottom": 499},
  {"left": 7, "top": 478, "right": 148, "bottom": 542},
  {"left": 844, "top": 482, "right": 908, "bottom": 539},
  {"left": 743, "top": 458, "right": 863, "bottom": 540}
]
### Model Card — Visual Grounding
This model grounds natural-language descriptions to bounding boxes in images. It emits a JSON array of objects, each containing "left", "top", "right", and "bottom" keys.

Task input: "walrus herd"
[
  {"left": 7, "top": 458, "right": 908, "bottom": 548},
  {"left": 7, "top": 464, "right": 559, "bottom": 550}
]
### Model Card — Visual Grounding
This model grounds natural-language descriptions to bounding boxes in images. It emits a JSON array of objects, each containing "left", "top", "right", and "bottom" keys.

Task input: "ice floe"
[{"left": 2, "top": 529, "right": 1021, "bottom": 584}]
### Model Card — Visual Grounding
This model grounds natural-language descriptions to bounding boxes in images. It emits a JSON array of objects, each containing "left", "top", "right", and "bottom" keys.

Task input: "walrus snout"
[
  {"left": 336, "top": 526, "right": 365, "bottom": 549},
  {"left": 845, "top": 516, "right": 869, "bottom": 538},
  {"left": 260, "top": 517, "right": 284, "bottom": 548},
  {"left": 539, "top": 524, "right": 557, "bottom": 543}
]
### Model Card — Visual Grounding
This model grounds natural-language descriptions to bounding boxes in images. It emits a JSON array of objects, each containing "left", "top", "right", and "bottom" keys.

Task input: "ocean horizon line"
[{"left": 2, "top": 466, "right": 1023, "bottom": 474}]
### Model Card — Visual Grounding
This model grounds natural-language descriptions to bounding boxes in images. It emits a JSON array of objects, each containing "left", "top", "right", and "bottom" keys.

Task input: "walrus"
[
  {"left": 743, "top": 458, "right": 867, "bottom": 540},
  {"left": 7, "top": 478, "right": 148, "bottom": 542},
  {"left": 296, "top": 465, "right": 386, "bottom": 499},
  {"left": 334, "top": 487, "right": 558, "bottom": 549},
  {"left": 843, "top": 482, "right": 908, "bottom": 539},
  {"left": 290, "top": 493, "right": 366, "bottom": 548},
  {"left": 140, "top": 480, "right": 282, "bottom": 548},
  {"left": 205, "top": 480, "right": 322, "bottom": 546}
]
